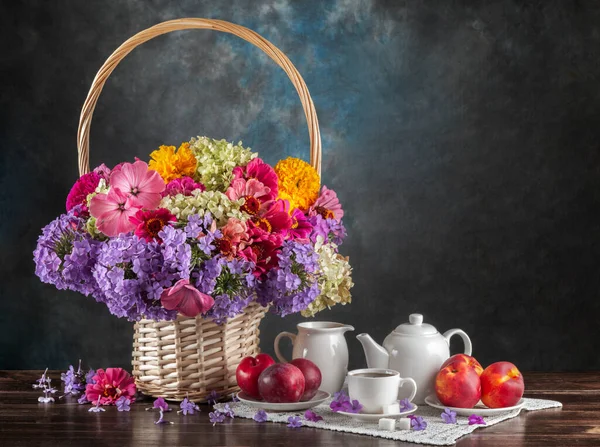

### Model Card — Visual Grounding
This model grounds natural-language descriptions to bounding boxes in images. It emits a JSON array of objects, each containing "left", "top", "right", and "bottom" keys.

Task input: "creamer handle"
[{"left": 274, "top": 332, "right": 296, "bottom": 363}]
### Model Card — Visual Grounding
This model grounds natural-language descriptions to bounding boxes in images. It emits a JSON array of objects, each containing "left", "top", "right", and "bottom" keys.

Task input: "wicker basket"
[{"left": 76, "top": 18, "right": 322, "bottom": 400}]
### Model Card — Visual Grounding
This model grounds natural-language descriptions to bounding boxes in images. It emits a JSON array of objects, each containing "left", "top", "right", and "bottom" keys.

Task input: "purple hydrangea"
[
  {"left": 179, "top": 396, "right": 200, "bottom": 415},
  {"left": 253, "top": 409, "right": 268, "bottom": 423},
  {"left": 441, "top": 408, "right": 457, "bottom": 424},
  {"left": 92, "top": 234, "right": 182, "bottom": 321},
  {"left": 399, "top": 398, "right": 414, "bottom": 412},
  {"left": 257, "top": 241, "right": 319, "bottom": 316},
  {"left": 198, "top": 257, "right": 256, "bottom": 324},
  {"left": 33, "top": 209, "right": 101, "bottom": 296},
  {"left": 304, "top": 410, "right": 323, "bottom": 422},
  {"left": 408, "top": 415, "right": 427, "bottom": 431},
  {"left": 209, "top": 411, "right": 225, "bottom": 425},
  {"left": 116, "top": 396, "right": 131, "bottom": 412},
  {"left": 468, "top": 414, "right": 486, "bottom": 425},
  {"left": 309, "top": 215, "right": 347, "bottom": 246},
  {"left": 287, "top": 416, "right": 302, "bottom": 428},
  {"left": 61, "top": 361, "right": 86, "bottom": 396},
  {"left": 329, "top": 390, "right": 362, "bottom": 413}
]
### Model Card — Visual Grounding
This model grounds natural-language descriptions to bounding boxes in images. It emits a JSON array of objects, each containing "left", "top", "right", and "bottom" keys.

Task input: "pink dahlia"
[
  {"left": 160, "top": 279, "right": 215, "bottom": 317},
  {"left": 85, "top": 368, "right": 136, "bottom": 406},
  {"left": 239, "top": 224, "right": 284, "bottom": 277},
  {"left": 65, "top": 172, "right": 101, "bottom": 216},
  {"left": 309, "top": 185, "right": 344, "bottom": 221},
  {"left": 162, "top": 176, "right": 205, "bottom": 197},
  {"left": 287, "top": 208, "right": 313, "bottom": 241},
  {"left": 89, "top": 188, "right": 141, "bottom": 236},
  {"left": 110, "top": 160, "right": 165, "bottom": 209},
  {"left": 129, "top": 208, "right": 176, "bottom": 242}
]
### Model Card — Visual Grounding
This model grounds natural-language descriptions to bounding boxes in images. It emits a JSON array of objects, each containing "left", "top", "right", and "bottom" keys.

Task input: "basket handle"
[{"left": 77, "top": 18, "right": 322, "bottom": 177}]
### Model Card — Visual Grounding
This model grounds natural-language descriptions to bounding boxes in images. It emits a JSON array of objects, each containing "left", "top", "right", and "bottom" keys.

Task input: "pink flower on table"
[
  {"left": 160, "top": 279, "right": 215, "bottom": 317},
  {"left": 84, "top": 368, "right": 136, "bottom": 406},
  {"left": 308, "top": 186, "right": 344, "bottom": 221},
  {"left": 89, "top": 187, "right": 141, "bottom": 236},
  {"left": 129, "top": 208, "right": 176, "bottom": 242},
  {"left": 109, "top": 160, "right": 165, "bottom": 209},
  {"left": 65, "top": 172, "right": 101, "bottom": 217},
  {"left": 162, "top": 176, "right": 205, "bottom": 197},
  {"left": 287, "top": 208, "right": 313, "bottom": 241}
]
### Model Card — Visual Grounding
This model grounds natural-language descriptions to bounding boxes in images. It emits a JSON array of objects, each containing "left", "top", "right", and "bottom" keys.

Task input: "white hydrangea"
[
  {"left": 302, "top": 236, "right": 354, "bottom": 317},
  {"left": 189, "top": 136, "right": 257, "bottom": 192},
  {"left": 159, "top": 190, "right": 247, "bottom": 227}
]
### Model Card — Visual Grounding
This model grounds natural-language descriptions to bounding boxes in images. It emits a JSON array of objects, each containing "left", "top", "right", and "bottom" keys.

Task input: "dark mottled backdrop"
[{"left": 1, "top": 0, "right": 599, "bottom": 371}]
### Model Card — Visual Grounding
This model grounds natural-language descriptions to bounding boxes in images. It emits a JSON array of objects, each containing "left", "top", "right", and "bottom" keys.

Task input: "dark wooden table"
[{"left": 1, "top": 371, "right": 599, "bottom": 446}]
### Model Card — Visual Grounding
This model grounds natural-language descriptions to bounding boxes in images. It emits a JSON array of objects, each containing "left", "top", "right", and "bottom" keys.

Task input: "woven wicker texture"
[
  {"left": 79, "top": 18, "right": 322, "bottom": 400},
  {"left": 76, "top": 17, "right": 322, "bottom": 176},
  {"left": 132, "top": 302, "right": 268, "bottom": 401}
]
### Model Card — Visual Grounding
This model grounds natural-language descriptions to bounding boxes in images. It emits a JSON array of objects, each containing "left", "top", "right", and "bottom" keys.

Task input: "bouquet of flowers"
[{"left": 34, "top": 137, "right": 353, "bottom": 323}]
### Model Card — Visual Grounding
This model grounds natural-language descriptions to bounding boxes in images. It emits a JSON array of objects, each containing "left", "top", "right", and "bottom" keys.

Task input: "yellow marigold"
[
  {"left": 149, "top": 142, "right": 197, "bottom": 183},
  {"left": 274, "top": 157, "right": 320, "bottom": 211}
]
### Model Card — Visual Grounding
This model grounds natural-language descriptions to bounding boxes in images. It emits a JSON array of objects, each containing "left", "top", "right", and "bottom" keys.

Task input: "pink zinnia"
[
  {"left": 253, "top": 199, "right": 293, "bottom": 235},
  {"left": 160, "top": 279, "right": 215, "bottom": 317},
  {"left": 85, "top": 368, "right": 136, "bottom": 406},
  {"left": 226, "top": 178, "right": 272, "bottom": 203},
  {"left": 239, "top": 224, "right": 284, "bottom": 277},
  {"left": 230, "top": 158, "right": 278, "bottom": 201},
  {"left": 309, "top": 186, "right": 344, "bottom": 221},
  {"left": 110, "top": 160, "right": 165, "bottom": 209},
  {"left": 65, "top": 172, "right": 101, "bottom": 216},
  {"left": 129, "top": 208, "right": 176, "bottom": 242},
  {"left": 162, "top": 176, "right": 205, "bottom": 197},
  {"left": 287, "top": 208, "right": 313, "bottom": 241},
  {"left": 89, "top": 187, "right": 141, "bottom": 236}
]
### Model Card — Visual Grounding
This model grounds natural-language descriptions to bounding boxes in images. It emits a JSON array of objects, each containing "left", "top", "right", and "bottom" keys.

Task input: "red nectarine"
[
  {"left": 435, "top": 360, "right": 481, "bottom": 408},
  {"left": 480, "top": 361, "right": 524, "bottom": 408},
  {"left": 441, "top": 354, "right": 483, "bottom": 376}
]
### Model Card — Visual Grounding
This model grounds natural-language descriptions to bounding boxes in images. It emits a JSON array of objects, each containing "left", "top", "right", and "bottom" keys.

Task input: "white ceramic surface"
[
  {"left": 236, "top": 390, "right": 331, "bottom": 411},
  {"left": 347, "top": 368, "right": 418, "bottom": 414},
  {"left": 337, "top": 404, "right": 418, "bottom": 422},
  {"left": 275, "top": 321, "right": 354, "bottom": 394},
  {"left": 424, "top": 394, "right": 526, "bottom": 416},
  {"left": 357, "top": 313, "right": 472, "bottom": 404}
]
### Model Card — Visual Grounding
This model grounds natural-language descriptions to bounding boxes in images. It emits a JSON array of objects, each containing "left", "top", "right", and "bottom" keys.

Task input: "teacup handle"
[
  {"left": 274, "top": 332, "right": 296, "bottom": 363},
  {"left": 398, "top": 377, "right": 418, "bottom": 402},
  {"left": 443, "top": 329, "right": 473, "bottom": 356}
]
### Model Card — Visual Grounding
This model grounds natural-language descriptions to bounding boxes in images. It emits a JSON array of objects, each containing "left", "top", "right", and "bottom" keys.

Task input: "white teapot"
[{"left": 357, "top": 313, "right": 472, "bottom": 404}]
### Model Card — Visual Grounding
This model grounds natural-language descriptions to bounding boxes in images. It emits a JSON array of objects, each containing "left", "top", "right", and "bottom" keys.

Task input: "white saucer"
[
  {"left": 425, "top": 394, "right": 525, "bottom": 416},
  {"left": 236, "top": 390, "right": 330, "bottom": 412},
  {"left": 337, "top": 405, "right": 418, "bottom": 421}
]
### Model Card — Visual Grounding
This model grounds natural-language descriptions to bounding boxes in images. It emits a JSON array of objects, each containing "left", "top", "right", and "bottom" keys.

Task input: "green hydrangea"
[
  {"left": 302, "top": 236, "right": 354, "bottom": 317},
  {"left": 160, "top": 190, "right": 247, "bottom": 227},
  {"left": 189, "top": 136, "right": 257, "bottom": 192}
]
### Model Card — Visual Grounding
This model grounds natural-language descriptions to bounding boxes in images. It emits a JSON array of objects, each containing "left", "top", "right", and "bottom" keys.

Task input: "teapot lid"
[{"left": 394, "top": 314, "right": 438, "bottom": 336}]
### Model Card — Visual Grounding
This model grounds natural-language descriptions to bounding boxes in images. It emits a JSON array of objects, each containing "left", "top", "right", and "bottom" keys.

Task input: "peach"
[
  {"left": 441, "top": 354, "right": 483, "bottom": 376},
  {"left": 435, "top": 361, "right": 481, "bottom": 408},
  {"left": 481, "top": 362, "right": 524, "bottom": 408}
]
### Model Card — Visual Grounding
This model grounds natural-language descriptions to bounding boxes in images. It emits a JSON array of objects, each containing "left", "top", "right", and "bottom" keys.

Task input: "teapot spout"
[{"left": 356, "top": 333, "right": 389, "bottom": 369}]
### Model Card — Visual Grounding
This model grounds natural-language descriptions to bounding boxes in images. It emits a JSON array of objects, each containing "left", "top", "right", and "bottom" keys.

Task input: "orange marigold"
[
  {"left": 149, "top": 142, "right": 197, "bottom": 183},
  {"left": 274, "top": 157, "right": 320, "bottom": 211}
]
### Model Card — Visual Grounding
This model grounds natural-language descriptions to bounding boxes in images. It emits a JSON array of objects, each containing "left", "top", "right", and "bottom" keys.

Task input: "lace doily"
[{"left": 216, "top": 397, "right": 562, "bottom": 446}]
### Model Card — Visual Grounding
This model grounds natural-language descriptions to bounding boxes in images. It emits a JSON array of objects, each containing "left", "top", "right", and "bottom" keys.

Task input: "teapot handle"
[
  {"left": 274, "top": 332, "right": 297, "bottom": 363},
  {"left": 442, "top": 329, "right": 472, "bottom": 356}
]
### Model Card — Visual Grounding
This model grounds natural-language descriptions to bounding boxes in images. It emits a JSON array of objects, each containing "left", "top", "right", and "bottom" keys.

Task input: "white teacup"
[{"left": 347, "top": 368, "right": 417, "bottom": 414}]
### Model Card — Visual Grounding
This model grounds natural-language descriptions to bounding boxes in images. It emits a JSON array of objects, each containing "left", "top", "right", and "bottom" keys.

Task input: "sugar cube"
[
  {"left": 378, "top": 418, "right": 396, "bottom": 431},
  {"left": 383, "top": 402, "right": 400, "bottom": 414},
  {"left": 397, "top": 418, "right": 411, "bottom": 430}
]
